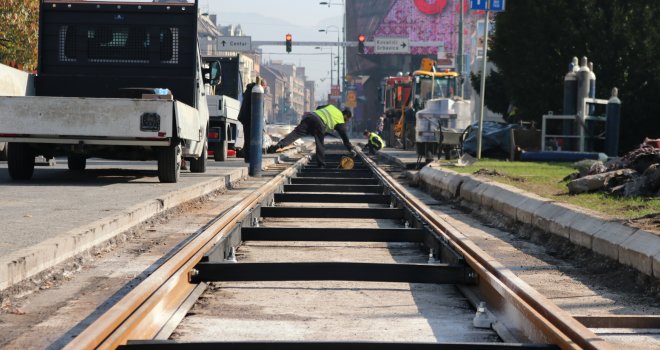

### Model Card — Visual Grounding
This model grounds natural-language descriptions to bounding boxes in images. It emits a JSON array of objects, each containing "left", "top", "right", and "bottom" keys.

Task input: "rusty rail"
[
  {"left": 63, "top": 155, "right": 308, "bottom": 350},
  {"left": 361, "top": 152, "right": 613, "bottom": 350}
]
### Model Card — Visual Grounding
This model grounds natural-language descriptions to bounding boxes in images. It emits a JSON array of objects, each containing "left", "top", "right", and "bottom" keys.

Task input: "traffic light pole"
[{"left": 476, "top": 9, "right": 489, "bottom": 160}]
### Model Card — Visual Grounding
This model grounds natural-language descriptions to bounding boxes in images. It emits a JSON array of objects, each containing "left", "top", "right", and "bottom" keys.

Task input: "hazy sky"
[{"left": 199, "top": 0, "right": 346, "bottom": 100}]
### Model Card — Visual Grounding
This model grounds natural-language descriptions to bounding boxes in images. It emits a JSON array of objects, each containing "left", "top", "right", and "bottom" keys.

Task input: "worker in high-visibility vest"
[
  {"left": 267, "top": 104, "right": 355, "bottom": 167},
  {"left": 363, "top": 130, "right": 385, "bottom": 155}
]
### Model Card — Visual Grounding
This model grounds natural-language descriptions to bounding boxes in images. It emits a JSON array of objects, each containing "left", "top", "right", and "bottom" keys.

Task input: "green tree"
[
  {"left": 0, "top": 0, "right": 39, "bottom": 71},
  {"left": 487, "top": 0, "right": 660, "bottom": 152}
]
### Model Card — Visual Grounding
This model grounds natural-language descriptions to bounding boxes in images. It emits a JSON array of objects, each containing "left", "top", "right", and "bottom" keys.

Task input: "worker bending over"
[
  {"left": 267, "top": 104, "right": 356, "bottom": 167},
  {"left": 363, "top": 130, "right": 385, "bottom": 155}
]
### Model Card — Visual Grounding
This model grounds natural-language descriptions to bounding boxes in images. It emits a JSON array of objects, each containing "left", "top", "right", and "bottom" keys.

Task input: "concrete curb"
[
  {"left": 380, "top": 152, "right": 660, "bottom": 279},
  {"left": 0, "top": 166, "right": 250, "bottom": 292}
]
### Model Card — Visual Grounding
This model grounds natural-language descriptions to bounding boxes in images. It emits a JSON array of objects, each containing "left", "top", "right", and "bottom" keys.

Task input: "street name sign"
[
  {"left": 470, "top": 0, "right": 505, "bottom": 11},
  {"left": 490, "top": 0, "right": 505, "bottom": 11},
  {"left": 470, "top": 0, "right": 487, "bottom": 10},
  {"left": 217, "top": 36, "right": 252, "bottom": 52},
  {"left": 374, "top": 37, "right": 411, "bottom": 54}
]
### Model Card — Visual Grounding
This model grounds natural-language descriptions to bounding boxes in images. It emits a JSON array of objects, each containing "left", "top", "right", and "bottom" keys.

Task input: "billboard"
[{"left": 368, "top": 0, "right": 480, "bottom": 56}]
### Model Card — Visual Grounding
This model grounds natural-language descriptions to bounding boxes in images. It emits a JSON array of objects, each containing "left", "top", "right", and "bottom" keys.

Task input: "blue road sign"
[
  {"left": 490, "top": 0, "right": 506, "bottom": 11},
  {"left": 470, "top": 0, "right": 487, "bottom": 10}
]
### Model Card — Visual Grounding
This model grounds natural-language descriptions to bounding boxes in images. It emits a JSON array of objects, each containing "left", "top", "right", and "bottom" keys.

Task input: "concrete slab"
[
  {"left": 458, "top": 178, "right": 483, "bottom": 203},
  {"left": 531, "top": 203, "right": 573, "bottom": 237},
  {"left": 478, "top": 183, "right": 505, "bottom": 210},
  {"left": 515, "top": 195, "right": 549, "bottom": 226},
  {"left": 591, "top": 222, "right": 637, "bottom": 261},
  {"left": 547, "top": 204, "right": 582, "bottom": 241},
  {"left": 618, "top": 230, "right": 660, "bottom": 276},
  {"left": 491, "top": 185, "right": 532, "bottom": 220},
  {"left": 654, "top": 251, "right": 660, "bottom": 279}
]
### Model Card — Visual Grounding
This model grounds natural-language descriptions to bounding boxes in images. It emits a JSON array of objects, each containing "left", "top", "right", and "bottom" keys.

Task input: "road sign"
[
  {"left": 331, "top": 85, "right": 340, "bottom": 96},
  {"left": 217, "top": 36, "right": 252, "bottom": 52},
  {"left": 470, "top": 0, "right": 487, "bottom": 10},
  {"left": 345, "top": 90, "right": 357, "bottom": 108},
  {"left": 490, "top": 0, "right": 505, "bottom": 11},
  {"left": 374, "top": 37, "right": 410, "bottom": 54},
  {"left": 470, "top": 0, "right": 505, "bottom": 11}
]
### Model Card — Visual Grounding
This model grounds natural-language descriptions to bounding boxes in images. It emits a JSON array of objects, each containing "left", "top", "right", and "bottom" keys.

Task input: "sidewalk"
[
  {"left": 0, "top": 149, "right": 303, "bottom": 292},
  {"left": 375, "top": 147, "right": 660, "bottom": 279}
]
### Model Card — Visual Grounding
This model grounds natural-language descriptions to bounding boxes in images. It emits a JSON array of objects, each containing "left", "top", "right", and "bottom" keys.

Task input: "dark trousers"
[{"left": 278, "top": 114, "right": 327, "bottom": 166}]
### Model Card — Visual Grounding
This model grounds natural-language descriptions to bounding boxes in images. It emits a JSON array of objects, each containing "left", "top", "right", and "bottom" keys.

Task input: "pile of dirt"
[
  {"left": 566, "top": 139, "right": 660, "bottom": 197},
  {"left": 473, "top": 168, "right": 526, "bottom": 182}
]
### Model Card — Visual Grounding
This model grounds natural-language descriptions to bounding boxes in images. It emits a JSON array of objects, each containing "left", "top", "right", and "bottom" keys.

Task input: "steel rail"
[
  {"left": 63, "top": 155, "right": 309, "bottom": 350},
  {"left": 360, "top": 151, "right": 614, "bottom": 350}
]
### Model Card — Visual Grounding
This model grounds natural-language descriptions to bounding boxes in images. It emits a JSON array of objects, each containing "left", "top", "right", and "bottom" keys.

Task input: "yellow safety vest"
[
  {"left": 313, "top": 105, "right": 345, "bottom": 133},
  {"left": 369, "top": 132, "right": 385, "bottom": 148}
]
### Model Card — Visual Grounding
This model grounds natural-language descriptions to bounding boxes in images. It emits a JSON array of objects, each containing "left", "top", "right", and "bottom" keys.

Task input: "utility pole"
[{"left": 457, "top": 0, "right": 464, "bottom": 98}]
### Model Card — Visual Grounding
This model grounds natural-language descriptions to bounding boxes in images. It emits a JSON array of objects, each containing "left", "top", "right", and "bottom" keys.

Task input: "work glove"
[{"left": 266, "top": 145, "right": 280, "bottom": 154}]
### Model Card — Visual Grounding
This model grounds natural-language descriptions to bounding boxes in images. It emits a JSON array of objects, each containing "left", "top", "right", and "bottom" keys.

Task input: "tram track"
[{"left": 63, "top": 145, "right": 620, "bottom": 350}]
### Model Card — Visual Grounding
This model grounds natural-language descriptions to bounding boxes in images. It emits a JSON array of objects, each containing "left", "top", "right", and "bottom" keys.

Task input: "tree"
[
  {"left": 0, "top": 0, "right": 39, "bottom": 71},
  {"left": 488, "top": 0, "right": 660, "bottom": 152}
]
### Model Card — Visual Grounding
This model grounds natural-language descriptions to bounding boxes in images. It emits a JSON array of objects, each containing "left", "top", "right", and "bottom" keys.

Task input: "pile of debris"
[{"left": 566, "top": 139, "right": 660, "bottom": 197}]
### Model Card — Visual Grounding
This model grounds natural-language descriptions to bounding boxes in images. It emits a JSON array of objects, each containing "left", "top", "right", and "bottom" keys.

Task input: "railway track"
[{"left": 63, "top": 145, "right": 617, "bottom": 350}]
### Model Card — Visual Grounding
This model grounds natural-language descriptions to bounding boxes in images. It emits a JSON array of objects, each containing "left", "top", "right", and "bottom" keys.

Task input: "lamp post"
[
  {"left": 315, "top": 46, "right": 334, "bottom": 99},
  {"left": 319, "top": 26, "right": 342, "bottom": 94},
  {"left": 319, "top": 1, "right": 345, "bottom": 93}
]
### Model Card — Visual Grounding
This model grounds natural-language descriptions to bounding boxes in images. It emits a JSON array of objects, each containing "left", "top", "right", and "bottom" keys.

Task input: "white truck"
[{"left": 0, "top": 0, "right": 218, "bottom": 183}]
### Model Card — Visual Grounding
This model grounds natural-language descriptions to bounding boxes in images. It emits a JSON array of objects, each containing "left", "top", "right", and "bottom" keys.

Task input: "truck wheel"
[
  {"left": 214, "top": 141, "right": 228, "bottom": 161},
  {"left": 8, "top": 143, "right": 35, "bottom": 180},
  {"left": 68, "top": 155, "right": 87, "bottom": 171},
  {"left": 190, "top": 144, "right": 207, "bottom": 173},
  {"left": 158, "top": 144, "right": 181, "bottom": 183}
]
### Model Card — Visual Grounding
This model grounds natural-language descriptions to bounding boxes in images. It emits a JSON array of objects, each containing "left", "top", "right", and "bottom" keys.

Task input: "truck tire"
[
  {"left": 158, "top": 144, "right": 181, "bottom": 183},
  {"left": 214, "top": 140, "right": 228, "bottom": 161},
  {"left": 190, "top": 144, "right": 207, "bottom": 173},
  {"left": 8, "top": 143, "right": 35, "bottom": 180},
  {"left": 68, "top": 155, "right": 87, "bottom": 171}
]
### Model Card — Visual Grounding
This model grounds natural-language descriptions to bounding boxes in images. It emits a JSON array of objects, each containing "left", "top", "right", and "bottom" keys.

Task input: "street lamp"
[
  {"left": 319, "top": 26, "right": 342, "bottom": 92},
  {"left": 319, "top": 1, "right": 346, "bottom": 97},
  {"left": 315, "top": 46, "right": 334, "bottom": 99}
]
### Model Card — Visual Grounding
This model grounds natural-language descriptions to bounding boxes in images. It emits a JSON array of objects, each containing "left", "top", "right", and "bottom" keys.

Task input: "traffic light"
[
  {"left": 358, "top": 34, "right": 365, "bottom": 54},
  {"left": 285, "top": 33, "right": 292, "bottom": 53}
]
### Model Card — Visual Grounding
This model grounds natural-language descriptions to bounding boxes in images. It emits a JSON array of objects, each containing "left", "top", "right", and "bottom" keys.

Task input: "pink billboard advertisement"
[{"left": 371, "top": 0, "right": 479, "bottom": 56}]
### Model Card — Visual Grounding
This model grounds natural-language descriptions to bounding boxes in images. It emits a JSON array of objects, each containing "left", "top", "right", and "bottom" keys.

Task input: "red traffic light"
[
  {"left": 357, "top": 34, "right": 365, "bottom": 54},
  {"left": 285, "top": 33, "right": 292, "bottom": 53}
]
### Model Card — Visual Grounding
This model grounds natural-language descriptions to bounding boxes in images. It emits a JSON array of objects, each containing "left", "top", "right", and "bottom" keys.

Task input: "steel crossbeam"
[
  {"left": 241, "top": 227, "right": 425, "bottom": 242},
  {"left": 296, "top": 172, "right": 376, "bottom": 178},
  {"left": 274, "top": 193, "right": 390, "bottom": 203},
  {"left": 190, "top": 262, "right": 472, "bottom": 284},
  {"left": 120, "top": 341, "right": 559, "bottom": 350},
  {"left": 290, "top": 177, "right": 378, "bottom": 185},
  {"left": 260, "top": 207, "right": 403, "bottom": 219},
  {"left": 283, "top": 184, "right": 383, "bottom": 193}
]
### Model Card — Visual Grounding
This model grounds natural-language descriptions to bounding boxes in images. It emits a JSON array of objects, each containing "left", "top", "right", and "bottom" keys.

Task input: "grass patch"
[{"left": 446, "top": 159, "right": 660, "bottom": 220}]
